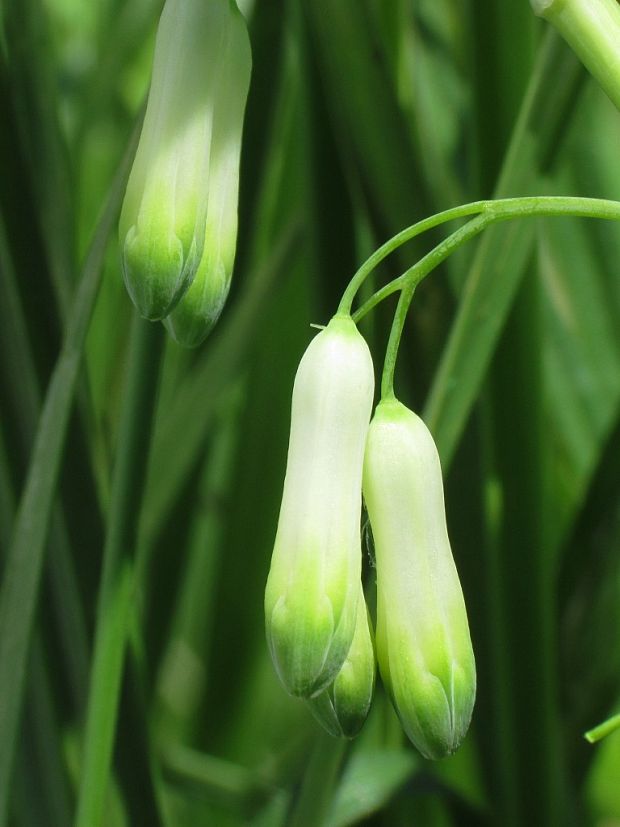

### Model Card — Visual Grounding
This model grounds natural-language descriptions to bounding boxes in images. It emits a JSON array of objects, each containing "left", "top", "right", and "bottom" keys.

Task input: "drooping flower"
[
  {"left": 119, "top": 0, "right": 249, "bottom": 322},
  {"left": 363, "top": 398, "right": 476, "bottom": 760},
  {"left": 265, "top": 315, "right": 374, "bottom": 698},
  {"left": 164, "top": 1, "right": 251, "bottom": 346}
]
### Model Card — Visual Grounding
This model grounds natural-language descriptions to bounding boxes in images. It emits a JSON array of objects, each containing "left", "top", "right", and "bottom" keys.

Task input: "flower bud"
[
  {"left": 265, "top": 316, "right": 374, "bottom": 698},
  {"left": 306, "top": 586, "right": 375, "bottom": 738},
  {"left": 164, "top": 2, "right": 251, "bottom": 346},
  {"left": 119, "top": 0, "right": 240, "bottom": 320},
  {"left": 363, "top": 399, "right": 476, "bottom": 760},
  {"left": 531, "top": 0, "right": 620, "bottom": 113}
]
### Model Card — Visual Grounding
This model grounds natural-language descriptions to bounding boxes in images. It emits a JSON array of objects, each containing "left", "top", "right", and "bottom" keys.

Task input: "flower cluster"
[
  {"left": 119, "top": 0, "right": 251, "bottom": 347},
  {"left": 264, "top": 315, "right": 476, "bottom": 758}
]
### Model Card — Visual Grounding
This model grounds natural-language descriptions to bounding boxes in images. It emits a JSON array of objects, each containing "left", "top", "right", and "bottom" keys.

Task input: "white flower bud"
[
  {"left": 119, "top": 0, "right": 244, "bottom": 320},
  {"left": 265, "top": 316, "right": 374, "bottom": 698},
  {"left": 363, "top": 399, "right": 476, "bottom": 760},
  {"left": 164, "top": 2, "right": 251, "bottom": 346}
]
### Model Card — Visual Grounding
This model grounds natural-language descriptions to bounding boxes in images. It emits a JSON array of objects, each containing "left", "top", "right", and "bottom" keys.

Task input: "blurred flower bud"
[
  {"left": 531, "top": 0, "right": 620, "bottom": 113},
  {"left": 265, "top": 315, "right": 374, "bottom": 698},
  {"left": 363, "top": 399, "right": 476, "bottom": 760},
  {"left": 306, "top": 586, "right": 375, "bottom": 738},
  {"left": 164, "top": 2, "right": 251, "bottom": 346},
  {"left": 119, "top": 0, "right": 247, "bottom": 320}
]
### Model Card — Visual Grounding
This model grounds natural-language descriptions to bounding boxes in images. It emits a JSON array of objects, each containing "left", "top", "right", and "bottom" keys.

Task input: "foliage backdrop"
[{"left": 1, "top": 0, "right": 620, "bottom": 825}]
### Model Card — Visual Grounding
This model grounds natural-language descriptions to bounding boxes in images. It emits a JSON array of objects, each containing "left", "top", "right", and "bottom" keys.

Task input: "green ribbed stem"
[{"left": 337, "top": 197, "right": 620, "bottom": 402}]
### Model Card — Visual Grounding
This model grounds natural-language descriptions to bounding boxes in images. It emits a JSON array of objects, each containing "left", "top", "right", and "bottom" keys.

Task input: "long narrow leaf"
[
  {"left": 0, "top": 146, "right": 131, "bottom": 825},
  {"left": 425, "top": 33, "right": 584, "bottom": 465}
]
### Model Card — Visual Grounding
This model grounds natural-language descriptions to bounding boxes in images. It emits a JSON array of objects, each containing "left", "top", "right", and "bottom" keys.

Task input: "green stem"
[
  {"left": 353, "top": 212, "right": 492, "bottom": 323},
  {"left": 585, "top": 714, "right": 620, "bottom": 744},
  {"left": 288, "top": 734, "right": 347, "bottom": 827},
  {"left": 337, "top": 200, "right": 490, "bottom": 315},
  {"left": 380, "top": 283, "right": 415, "bottom": 400},
  {"left": 75, "top": 316, "right": 164, "bottom": 827},
  {"left": 347, "top": 196, "right": 620, "bottom": 323},
  {"left": 359, "top": 193, "right": 620, "bottom": 406}
]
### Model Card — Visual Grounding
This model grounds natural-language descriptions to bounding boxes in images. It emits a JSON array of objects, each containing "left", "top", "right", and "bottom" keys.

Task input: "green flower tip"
[
  {"left": 163, "top": 260, "right": 230, "bottom": 347},
  {"left": 267, "top": 579, "right": 345, "bottom": 698},
  {"left": 306, "top": 588, "right": 376, "bottom": 738},
  {"left": 265, "top": 316, "right": 375, "bottom": 698},
  {"left": 122, "top": 224, "right": 193, "bottom": 321},
  {"left": 363, "top": 399, "right": 476, "bottom": 760}
]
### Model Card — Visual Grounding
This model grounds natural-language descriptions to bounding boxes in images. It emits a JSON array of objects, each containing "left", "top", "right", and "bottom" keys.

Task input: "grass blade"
[
  {"left": 0, "top": 212, "right": 90, "bottom": 711},
  {"left": 75, "top": 315, "right": 164, "bottom": 827},
  {"left": 425, "top": 32, "right": 584, "bottom": 465},
  {"left": 0, "top": 146, "right": 131, "bottom": 826},
  {"left": 303, "top": 0, "right": 432, "bottom": 230}
]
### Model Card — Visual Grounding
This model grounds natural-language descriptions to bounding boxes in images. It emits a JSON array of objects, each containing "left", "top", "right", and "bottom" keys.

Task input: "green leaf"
[
  {"left": 75, "top": 316, "right": 165, "bottom": 827},
  {"left": 303, "top": 0, "right": 433, "bottom": 230},
  {"left": 541, "top": 209, "right": 620, "bottom": 552},
  {"left": 325, "top": 750, "right": 417, "bottom": 827},
  {"left": 425, "top": 33, "right": 584, "bottom": 467}
]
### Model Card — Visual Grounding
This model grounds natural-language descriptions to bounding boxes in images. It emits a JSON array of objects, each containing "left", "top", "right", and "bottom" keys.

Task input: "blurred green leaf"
[
  {"left": 325, "top": 749, "right": 416, "bottom": 827},
  {"left": 425, "top": 33, "right": 584, "bottom": 467},
  {"left": 0, "top": 141, "right": 131, "bottom": 826},
  {"left": 303, "top": 0, "right": 432, "bottom": 231}
]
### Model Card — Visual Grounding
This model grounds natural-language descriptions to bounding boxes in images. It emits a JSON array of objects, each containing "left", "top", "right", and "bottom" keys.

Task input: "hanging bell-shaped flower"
[
  {"left": 363, "top": 399, "right": 476, "bottom": 760},
  {"left": 119, "top": 0, "right": 249, "bottom": 321},
  {"left": 265, "top": 315, "right": 375, "bottom": 698}
]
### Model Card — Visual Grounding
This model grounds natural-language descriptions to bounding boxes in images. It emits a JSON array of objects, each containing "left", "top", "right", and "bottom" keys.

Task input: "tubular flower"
[
  {"left": 363, "top": 399, "right": 476, "bottom": 760},
  {"left": 119, "top": 0, "right": 246, "bottom": 321},
  {"left": 164, "top": 2, "right": 251, "bottom": 346},
  {"left": 306, "top": 586, "right": 375, "bottom": 738},
  {"left": 265, "top": 315, "right": 375, "bottom": 698}
]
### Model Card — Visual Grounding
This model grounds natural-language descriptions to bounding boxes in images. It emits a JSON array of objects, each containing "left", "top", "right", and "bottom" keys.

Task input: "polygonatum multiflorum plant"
[{"left": 117, "top": 0, "right": 620, "bottom": 758}]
